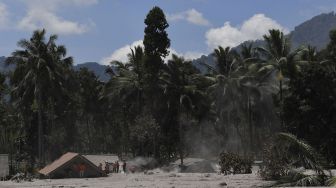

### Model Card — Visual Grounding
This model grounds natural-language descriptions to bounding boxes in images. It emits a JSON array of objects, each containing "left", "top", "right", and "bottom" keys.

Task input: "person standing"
[
  {"left": 79, "top": 163, "right": 86, "bottom": 178},
  {"left": 105, "top": 161, "right": 110, "bottom": 174},
  {"left": 122, "top": 160, "right": 127, "bottom": 173},
  {"left": 112, "top": 162, "right": 116, "bottom": 173},
  {"left": 116, "top": 161, "right": 119, "bottom": 173}
]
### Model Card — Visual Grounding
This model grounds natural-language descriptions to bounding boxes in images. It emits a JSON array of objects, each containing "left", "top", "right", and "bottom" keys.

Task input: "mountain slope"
[
  {"left": 193, "top": 12, "right": 336, "bottom": 71},
  {"left": 289, "top": 12, "right": 336, "bottom": 49}
]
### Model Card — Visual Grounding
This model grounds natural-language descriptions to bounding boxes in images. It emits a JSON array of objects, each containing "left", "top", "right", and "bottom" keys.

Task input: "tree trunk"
[
  {"left": 248, "top": 95, "right": 253, "bottom": 156},
  {"left": 279, "top": 80, "right": 284, "bottom": 130},
  {"left": 86, "top": 117, "right": 91, "bottom": 152},
  {"left": 179, "top": 121, "right": 184, "bottom": 166},
  {"left": 178, "top": 105, "right": 184, "bottom": 166},
  {"left": 37, "top": 88, "right": 44, "bottom": 167}
]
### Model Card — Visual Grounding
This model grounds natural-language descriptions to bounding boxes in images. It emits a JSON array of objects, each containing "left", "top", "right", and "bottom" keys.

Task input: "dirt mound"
[
  {"left": 127, "top": 157, "right": 158, "bottom": 172},
  {"left": 163, "top": 158, "right": 219, "bottom": 173},
  {"left": 182, "top": 160, "right": 216, "bottom": 173}
]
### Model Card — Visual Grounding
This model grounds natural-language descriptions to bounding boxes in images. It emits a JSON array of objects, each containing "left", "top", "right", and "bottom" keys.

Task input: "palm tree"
[
  {"left": 161, "top": 54, "right": 205, "bottom": 165},
  {"left": 201, "top": 46, "right": 238, "bottom": 77},
  {"left": 201, "top": 45, "right": 262, "bottom": 155},
  {"left": 6, "top": 29, "right": 73, "bottom": 166},
  {"left": 256, "top": 29, "right": 304, "bottom": 129},
  {"left": 103, "top": 46, "right": 145, "bottom": 156},
  {"left": 266, "top": 133, "right": 328, "bottom": 186},
  {"left": 104, "top": 46, "right": 145, "bottom": 113},
  {"left": 301, "top": 45, "right": 318, "bottom": 63}
]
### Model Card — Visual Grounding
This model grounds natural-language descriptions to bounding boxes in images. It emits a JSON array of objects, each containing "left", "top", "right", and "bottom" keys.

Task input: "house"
[{"left": 39, "top": 152, "right": 105, "bottom": 179}]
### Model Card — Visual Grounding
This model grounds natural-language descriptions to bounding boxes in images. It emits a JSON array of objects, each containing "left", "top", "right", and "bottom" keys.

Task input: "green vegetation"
[{"left": 0, "top": 6, "right": 336, "bottom": 186}]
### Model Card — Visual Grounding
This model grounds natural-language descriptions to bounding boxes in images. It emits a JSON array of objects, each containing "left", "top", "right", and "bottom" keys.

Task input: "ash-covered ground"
[
  {"left": 0, "top": 170, "right": 273, "bottom": 188},
  {"left": 0, "top": 158, "right": 274, "bottom": 188}
]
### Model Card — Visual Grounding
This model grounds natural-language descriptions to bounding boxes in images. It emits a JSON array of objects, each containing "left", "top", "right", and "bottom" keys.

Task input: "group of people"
[{"left": 98, "top": 160, "right": 127, "bottom": 174}]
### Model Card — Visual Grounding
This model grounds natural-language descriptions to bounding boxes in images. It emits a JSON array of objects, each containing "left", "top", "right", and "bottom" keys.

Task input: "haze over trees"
[{"left": 0, "top": 6, "right": 336, "bottom": 186}]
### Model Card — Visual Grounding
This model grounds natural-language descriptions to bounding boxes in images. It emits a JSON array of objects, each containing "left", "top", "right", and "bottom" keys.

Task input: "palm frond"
[
  {"left": 327, "top": 176, "right": 336, "bottom": 186},
  {"left": 276, "top": 133, "right": 323, "bottom": 172}
]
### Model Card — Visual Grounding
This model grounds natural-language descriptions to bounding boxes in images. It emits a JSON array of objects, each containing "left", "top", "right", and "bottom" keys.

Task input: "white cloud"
[
  {"left": 168, "top": 48, "right": 204, "bottom": 61},
  {"left": 0, "top": 2, "right": 9, "bottom": 29},
  {"left": 168, "top": 9, "right": 210, "bottom": 26},
  {"left": 18, "top": 9, "right": 91, "bottom": 35},
  {"left": 101, "top": 40, "right": 144, "bottom": 65},
  {"left": 101, "top": 40, "right": 204, "bottom": 65},
  {"left": 205, "top": 14, "right": 288, "bottom": 49},
  {"left": 18, "top": 0, "right": 97, "bottom": 35},
  {"left": 22, "top": 0, "right": 98, "bottom": 10}
]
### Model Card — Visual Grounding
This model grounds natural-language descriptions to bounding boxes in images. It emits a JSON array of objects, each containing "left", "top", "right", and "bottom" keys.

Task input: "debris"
[
  {"left": 219, "top": 182, "right": 227, "bottom": 186},
  {"left": 10, "top": 173, "right": 33, "bottom": 182},
  {"left": 144, "top": 171, "right": 154, "bottom": 175},
  {"left": 169, "top": 174, "right": 176, "bottom": 177}
]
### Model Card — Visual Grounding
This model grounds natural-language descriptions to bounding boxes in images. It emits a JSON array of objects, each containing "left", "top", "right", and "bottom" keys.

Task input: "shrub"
[
  {"left": 259, "top": 140, "right": 290, "bottom": 180},
  {"left": 219, "top": 152, "right": 252, "bottom": 175}
]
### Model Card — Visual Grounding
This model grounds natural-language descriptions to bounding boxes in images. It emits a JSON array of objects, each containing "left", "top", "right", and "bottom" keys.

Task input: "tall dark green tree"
[
  {"left": 143, "top": 6, "right": 170, "bottom": 59},
  {"left": 143, "top": 6, "right": 170, "bottom": 86},
  {"left": 6, "top": 29, "right": 73, "bottom": 166}
]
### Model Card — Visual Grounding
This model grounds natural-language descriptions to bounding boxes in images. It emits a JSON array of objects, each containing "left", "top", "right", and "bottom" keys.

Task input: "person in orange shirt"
[{"left": 79, "top": 163, "right": 86, "bottom": 178}]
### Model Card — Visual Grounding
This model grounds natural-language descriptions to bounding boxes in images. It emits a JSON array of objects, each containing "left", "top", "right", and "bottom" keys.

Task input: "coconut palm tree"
[
  {"left": 6, "top": 29, "right": 73, "bottom": 166},
  {"left": 264, "top": 133, "right": 328, "bottom": 186},
  {"left": 103, "top": 46, "right": 146, "bottom": 156},
  {"left": 200, "top": 45, "right": 263, "bottom": 155},
  {"left": 160, "top": 54, "right": 206, "bottom": 165},
  {"left": 255, "top": 29, "right": 305, "bottom": 129},
  {"left": 104, "top": 46, "right": 145, "bottom": 113}
]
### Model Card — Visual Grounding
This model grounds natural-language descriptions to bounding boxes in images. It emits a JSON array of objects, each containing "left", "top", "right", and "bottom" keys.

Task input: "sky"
[{"left": 0, "top": 0, "right": 336, "bottom": 65}]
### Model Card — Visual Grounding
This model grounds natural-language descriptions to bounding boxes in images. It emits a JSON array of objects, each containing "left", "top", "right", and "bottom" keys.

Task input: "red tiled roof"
[{"left": 39, "top": 152, "right": 79, "bottom": 176}]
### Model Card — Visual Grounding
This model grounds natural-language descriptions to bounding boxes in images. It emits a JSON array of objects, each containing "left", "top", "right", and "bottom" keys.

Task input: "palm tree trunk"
[
  {"left": 279, "top": 80, "right": 284, "bottom": 130},
  {"left": 248, "top": 95, "right": 253, "bottom": 156},
  {"left": 178, "top": 106, "right": 184, "bottom": 166},
  {"left": 37, "top": 88, "right": 43, "bottom": 167},
  {"left": 179, "top": 121, "right": 184, "bottom": 166},
  {"left": 86, "top": 117, "right": 91, "bottom": 152}
]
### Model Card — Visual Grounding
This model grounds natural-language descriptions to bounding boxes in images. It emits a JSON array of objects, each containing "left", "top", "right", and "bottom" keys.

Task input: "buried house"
[{"left": 39, "top": 152, "right": 106, "bottom": 179}]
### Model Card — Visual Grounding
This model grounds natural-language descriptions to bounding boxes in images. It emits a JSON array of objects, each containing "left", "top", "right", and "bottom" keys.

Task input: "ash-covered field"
[
  {"left": 0, "top": 158, "right": 274, "bottom": 188},
  {"left": 0, "top": 169, "right": 273, "bottom": 188}
]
